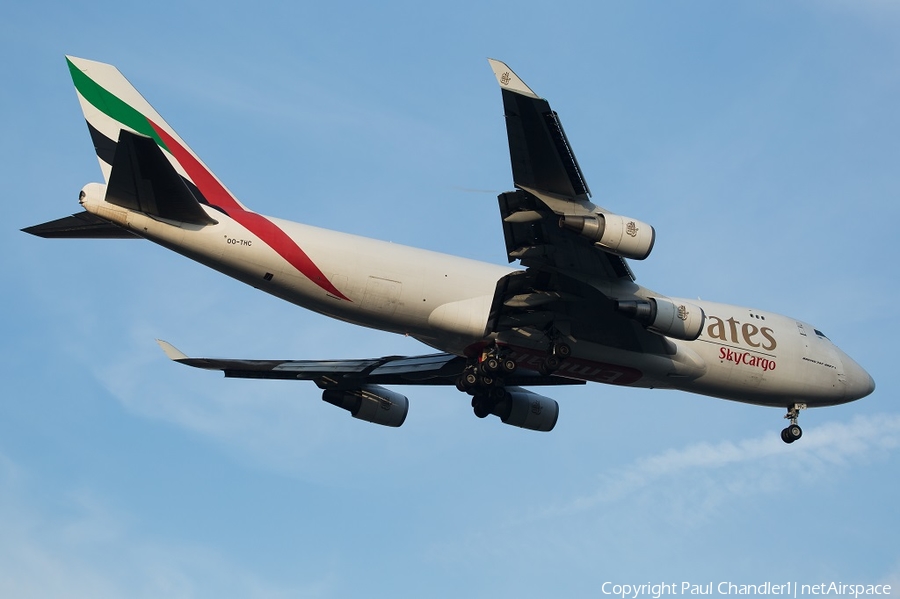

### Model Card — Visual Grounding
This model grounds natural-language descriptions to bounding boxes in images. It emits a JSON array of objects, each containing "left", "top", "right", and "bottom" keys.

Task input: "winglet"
[
  {"left": 488, "top": 59, "right": 541, "bottom": 99},
  {"left": 156, "top": 339, "right": 188, "bottom": 361}
]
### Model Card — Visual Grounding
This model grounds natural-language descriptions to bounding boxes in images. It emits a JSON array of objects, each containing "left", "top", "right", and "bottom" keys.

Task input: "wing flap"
[
  {"left": 485, "top": 269, "right": 671, "bottom": 355},
  {"left": 497, "top": 189, "right": 633, "bottom": 280}
]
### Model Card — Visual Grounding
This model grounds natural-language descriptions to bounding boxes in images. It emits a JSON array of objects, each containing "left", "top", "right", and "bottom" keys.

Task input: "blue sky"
[{"left": 2, "top": 1, "right": 899, "bottom": 596}]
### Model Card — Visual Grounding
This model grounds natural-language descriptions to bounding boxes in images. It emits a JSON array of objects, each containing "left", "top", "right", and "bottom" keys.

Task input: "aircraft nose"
[{"left": 841, "top": 353, "right": 875, "bottom": 401}]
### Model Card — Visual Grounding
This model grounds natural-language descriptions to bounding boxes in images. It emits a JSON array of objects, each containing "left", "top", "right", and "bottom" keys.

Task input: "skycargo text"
[{"left": 600, "top": 582, "right": 891, "bottom": 599}]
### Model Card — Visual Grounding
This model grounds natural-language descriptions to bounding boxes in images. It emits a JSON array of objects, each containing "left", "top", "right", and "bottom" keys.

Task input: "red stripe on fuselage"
[{"left": 148, "top": 121, "right": 351, "bottom": 301}]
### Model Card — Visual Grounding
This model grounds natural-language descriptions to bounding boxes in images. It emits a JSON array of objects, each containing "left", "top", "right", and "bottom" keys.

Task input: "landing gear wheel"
[
  {"left": 552, "top": 342, "right": 571, "bottom": 358},
  {"left": 483, "top": 357, "right": 500, "bottom": 374},
  {"left": 780, "top": 426, "right": 803, "bottom": 444},
  {"left": 501, "top": 359, "right": 517, "bottom": 374},
  {"left": 489, "top": 386, "right": 508, "bottom": 401},
  {"left": 539, "top": 356, "right": 561, "bottom": 376},
  {"left": 786, "top": 424, "right": 802, "bottom": 442},
  {"left": 471, "top": 395, "right": 491, "bottom": 418},
  {"left": 462, "top": 369, "right": 478, "bottom": 388}
]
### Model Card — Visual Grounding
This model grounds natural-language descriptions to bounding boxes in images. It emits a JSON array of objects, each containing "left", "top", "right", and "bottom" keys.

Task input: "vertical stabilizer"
[{"left": 66, "top": 56, "right": 247, "bottom": 213}]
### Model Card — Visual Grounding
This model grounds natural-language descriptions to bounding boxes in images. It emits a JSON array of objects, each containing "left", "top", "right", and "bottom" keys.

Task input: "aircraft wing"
[
  {"left": 156, "top": 340, "right": 584, "bottom": 388},
  {"left": 488, "top": 59, "right": 634, "bottom": 281},
  {"left": 486, "top": 61, "right": 670, "bottom": 353}
]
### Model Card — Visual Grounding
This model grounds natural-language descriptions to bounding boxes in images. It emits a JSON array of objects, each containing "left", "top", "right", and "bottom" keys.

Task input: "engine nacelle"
[
  {"left": 616, "top": 297, "right": 705, "bottom": 341},
  {"left": 560, "top": 213, "right": 656, "bottom": 260},
  {"left": 491, "top": 387, "right": 559, "bottom": 432},
  {"left": 322, "top": 385, "right": 409, "bottom": 427}
]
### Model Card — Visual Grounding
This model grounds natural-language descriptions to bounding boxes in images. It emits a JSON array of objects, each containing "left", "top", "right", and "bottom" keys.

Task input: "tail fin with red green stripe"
[
  {"left": 26, "top": 56, "right": 352, "bottom": 301},
  {"left": 66, "top": 55, "right": 248, "bottom": 213}
]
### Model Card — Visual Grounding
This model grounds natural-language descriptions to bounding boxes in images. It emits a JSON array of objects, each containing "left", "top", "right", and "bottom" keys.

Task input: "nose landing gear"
[{"left": 780, "top": 403, "right": 807, "bottom": 444}]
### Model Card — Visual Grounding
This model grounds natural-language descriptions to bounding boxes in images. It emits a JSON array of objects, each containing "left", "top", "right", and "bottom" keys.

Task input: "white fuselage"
[{"left": 80, "top": 186, "right": 873, "bottom": 410}]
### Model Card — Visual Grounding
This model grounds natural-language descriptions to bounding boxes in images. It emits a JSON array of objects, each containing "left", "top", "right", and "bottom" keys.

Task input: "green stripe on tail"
[{"left": 66, "top": 57, "right": 168, "bottom": 151}]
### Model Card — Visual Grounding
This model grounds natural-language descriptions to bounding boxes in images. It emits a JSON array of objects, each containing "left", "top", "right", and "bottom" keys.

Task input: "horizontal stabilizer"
[
  {"left": 22, "top": 211, "right": 139, "bottom": 239},
  {"left": 106, "top": 130, "right": 217, "bottom": 226}
]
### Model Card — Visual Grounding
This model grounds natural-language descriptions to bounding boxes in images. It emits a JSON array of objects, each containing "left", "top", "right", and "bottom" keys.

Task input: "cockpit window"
[{"left": 814, "top": 329, "right": 828, "bottom": 339}]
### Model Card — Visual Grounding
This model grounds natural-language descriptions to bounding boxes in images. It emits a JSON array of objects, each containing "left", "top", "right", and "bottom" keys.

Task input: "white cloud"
[
  {"left": 563, "top": 413, "right": 900, "bottom": 521},
  {"left": 420, "top": 414, "right": 900, "bottom": 572}
]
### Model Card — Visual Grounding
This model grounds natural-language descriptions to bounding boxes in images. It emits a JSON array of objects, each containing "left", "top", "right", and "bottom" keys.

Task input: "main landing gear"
[
  {"left": 456, "top": 344, "right": 517, "bottom": 418},
  {"left": 457, "top": 339, "right": 572, "bottom": 420},
  {"left": 780, "top": 403, "right": 807, "bottom": 444},
  {"left": 455, "top": 347, "right": 517, "bottom": 393},
  {"left": 456, "top": 344, "right": 518, "bottom": 418},
  {"left": 538, "top": 340, "right": 571, "bottom": 376}
]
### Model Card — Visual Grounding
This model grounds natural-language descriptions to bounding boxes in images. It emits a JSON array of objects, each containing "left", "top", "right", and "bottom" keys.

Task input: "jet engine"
[
  {"left": 490, "top": 387, "right": 559, "bottom": 432},
  {"left": 322, "top": 385, "right": 409, "bottom": 427},
  {"left": 560, "top": 213, "right": 656, "bottom": 260},
  {"left": 616, "top": 297, "right": 705, "bottom": 341}
]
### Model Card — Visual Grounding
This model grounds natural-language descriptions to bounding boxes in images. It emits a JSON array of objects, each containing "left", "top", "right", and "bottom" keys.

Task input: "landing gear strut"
[{"left": 780, "top": 403, "right": 806, "bottom": 444}]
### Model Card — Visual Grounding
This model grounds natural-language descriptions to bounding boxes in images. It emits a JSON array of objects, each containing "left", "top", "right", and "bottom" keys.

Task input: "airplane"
[{"left": 24, "top": 56, "right": 875, "bottom": 443}]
